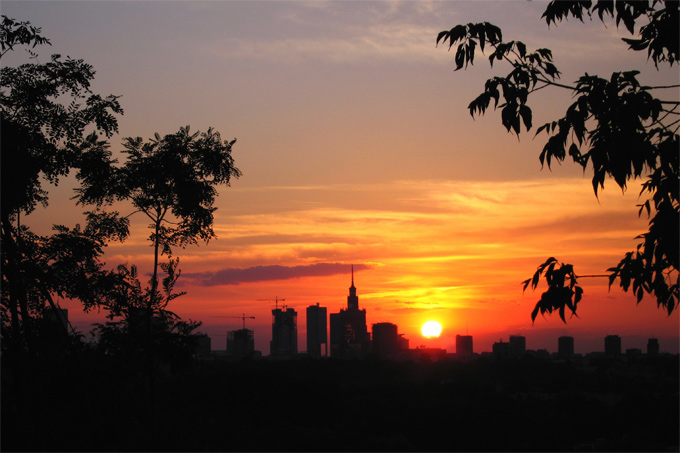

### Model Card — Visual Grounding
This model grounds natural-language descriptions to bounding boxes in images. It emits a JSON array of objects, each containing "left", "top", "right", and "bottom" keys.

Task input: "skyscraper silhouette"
[
  {"left": 306, "top": 303, "right": 327, "bottom": 357},
  {"left": 271, "top": 307, "right": 297, "bottom": 357}
]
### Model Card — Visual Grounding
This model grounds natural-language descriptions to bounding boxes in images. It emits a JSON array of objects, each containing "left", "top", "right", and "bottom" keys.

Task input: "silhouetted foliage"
[
  {"left": 1, "top": 19, "right": 239, "bottom": 450},
  {"left": 437, "top": 1, "right": 679, "bottom": 322},
  {"left": 1, "top": 16, "right": 125, "bottom": 352},
  {"left": 1, "top": 16, "right": 239, "bottom": 359},
  {"left": 524, "top": 257, "right": 584, "bottom": 323},
  {"left": 89, "top": 255, "right": 206, "bottom": 371},
  {"left": 75, "top": 125, "right": 241, "bottom": 335},
  {"left": 0, "top": 16, "right": 50, "bottom": 59}
]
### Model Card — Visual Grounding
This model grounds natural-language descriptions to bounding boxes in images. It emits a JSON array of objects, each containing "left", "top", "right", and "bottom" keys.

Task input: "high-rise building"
[
  {"left": 456, "top": 335, "right": 473, "bottom": 358},
  {"left": 330, "top": 266, "right": 370, "bottom": 358},
  {"left": 306, "top": 303, "right": 327, "bottom": 357},
  {"left": 271, "top": 307, "right": 297, "bottom": 357},
  {"left": 509, "top": 335, "right": 526, "bottom": 357},
  {"left": 227, "top": 329, "right": 254, "bottom": 357},
  {"left": 558, "top": 336, "right": 575, "bottom": 358},
  {"left": 372, "top": 322, "right": 400, "bottom": 358},
  {"left": 604, "top": 334, "right": 621, "bottom": 356},
  {"left": 647, "top": 338, "right": 659, "bottom": 355}
]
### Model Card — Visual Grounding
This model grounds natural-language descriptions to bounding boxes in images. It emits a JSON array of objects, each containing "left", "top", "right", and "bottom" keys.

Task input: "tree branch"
[{"left": 643, "top": 84, "right": 680, "bottom": 90}]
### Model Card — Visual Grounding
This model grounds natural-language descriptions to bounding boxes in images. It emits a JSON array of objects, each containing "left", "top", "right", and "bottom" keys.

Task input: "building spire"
[{"left": 347, "top": 264, "right": 358, "bottom": 309}]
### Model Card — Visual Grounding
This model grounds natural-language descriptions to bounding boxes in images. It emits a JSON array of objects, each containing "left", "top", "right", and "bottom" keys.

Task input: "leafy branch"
[
  {"left": 437, "top": 22, "right": 569, "bottom": 135},
  {"left": 0, "top": 16, "right": 51, "bottom": 60},
  {"left": 438, "top": 0, "right": 679, "bottom": 321},
  {"left": 524, "top": 257, "right": 614, "bottom": 323}
]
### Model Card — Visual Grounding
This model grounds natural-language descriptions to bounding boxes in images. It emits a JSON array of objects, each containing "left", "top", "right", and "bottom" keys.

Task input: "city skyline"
[
  {"left": 2, "top": 1, "right": 678, "bottom": 356},
  {"left": 215, "top": 270, "right": 673, "bottom": 357}
]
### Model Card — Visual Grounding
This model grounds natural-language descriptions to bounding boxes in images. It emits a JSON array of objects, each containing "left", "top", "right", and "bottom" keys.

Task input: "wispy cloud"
[
  {"left": 196, "top": 1, "right": 453, "bottom": 66},
  {"left": 208, "top": 23, "right": 443, "bottom": 65},
  {"left": 184, "top": 262, "right": 371, "bottom": 286}
]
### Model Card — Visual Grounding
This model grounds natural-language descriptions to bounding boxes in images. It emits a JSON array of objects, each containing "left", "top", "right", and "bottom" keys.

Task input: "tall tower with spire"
[{"left": 330, "top": 265, "right": 370, "bottom": 358}]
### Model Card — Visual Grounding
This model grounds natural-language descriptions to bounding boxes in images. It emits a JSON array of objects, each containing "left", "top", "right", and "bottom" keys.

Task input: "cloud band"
[{"left": 184, "top": 262, "right": 371, "bottom": 286}]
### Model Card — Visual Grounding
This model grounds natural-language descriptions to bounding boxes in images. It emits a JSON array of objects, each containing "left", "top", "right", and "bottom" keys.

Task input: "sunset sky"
[{"left": 4, "top": 0, "right": 678, "bottom": 354}]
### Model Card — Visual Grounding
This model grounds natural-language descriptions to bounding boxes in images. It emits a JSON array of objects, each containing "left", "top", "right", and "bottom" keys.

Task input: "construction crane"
[
  {"left": 226, "top": 313, "right": 255, "bottom": 329},
  {"left": 257, "top": 296, "right": 285, "bottom": 310}
]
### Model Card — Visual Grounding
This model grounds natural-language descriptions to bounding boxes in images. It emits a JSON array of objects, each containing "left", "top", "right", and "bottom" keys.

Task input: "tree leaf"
[{"left": 519, "top": 104, "right": 532, "bottom": 130}]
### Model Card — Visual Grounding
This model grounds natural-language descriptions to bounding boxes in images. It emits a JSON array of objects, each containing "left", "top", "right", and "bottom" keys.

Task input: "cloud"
[
  {"left": 210, "top": 28, "right": 441, "bottom": 65},
  {"left": 202, "top": 0, "right": 447, "bottom": 68},
  {"left": 388, "top": 307, "right": 439, "bottom": 315},
  {"left": 184, "top": 262, "right": 371, "bottom": 287},
  {"left": 399, "top": 300, "right": 438, "bottom": 306}
]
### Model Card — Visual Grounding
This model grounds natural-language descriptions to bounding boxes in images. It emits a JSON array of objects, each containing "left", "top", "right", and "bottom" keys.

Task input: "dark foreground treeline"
[{"left": 2, "top": 351, "right": 678, "bottom": 452}]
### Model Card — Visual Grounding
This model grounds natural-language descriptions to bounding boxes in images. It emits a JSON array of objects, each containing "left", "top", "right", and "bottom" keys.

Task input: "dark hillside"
[{"left": 2, "top": 353, "right": 678, "bottom": 451}]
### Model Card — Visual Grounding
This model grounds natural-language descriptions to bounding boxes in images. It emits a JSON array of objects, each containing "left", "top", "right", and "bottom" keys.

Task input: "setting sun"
[{"left": 421, "top": 321, "right": 442, "bottom": 338}]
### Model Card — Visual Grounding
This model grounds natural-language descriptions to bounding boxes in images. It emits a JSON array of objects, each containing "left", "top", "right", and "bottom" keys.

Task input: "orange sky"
[
  {"left": 5, "top": 1, "right": 678, "bottom": 354},
  {"left": 55, "top": 177, "right": 678, "bottom": 354}
]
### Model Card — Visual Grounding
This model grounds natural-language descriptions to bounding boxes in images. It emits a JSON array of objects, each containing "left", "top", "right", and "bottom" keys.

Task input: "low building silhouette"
[
  {"left": 492, "top": 340, "right": 510, "bottom": 360},
  {"left": 605, "top": 334, "right": 622, "bottom": 357},
  {"left": 626, "top": 348, "right": 642, "bottom": 357},
  {"left": 456, "top": 334, "right": 473, "bottom": 358},
  {"left": 647, "top": 338, "right": 659, "bottom": 355},
  {"left": 398, "top": 334, "right": 409, "bottom": 351},
  {"left": 372, "top": 322, "right": 400, "bottom": 358},
  {"left": 509, "top": 335, "right": 526, "bottom": 357},
  {"left": 558, "top": 336, "right": 575, "bottom": 358},
  {"left": 194, "top": 334, "right": 212, "bottom": 357},
  {"left": 413, "top": 346, "right": 446, "bottom": 362},
  {"left": 227, "top": 329, "right": 254, "bottom": 358}
]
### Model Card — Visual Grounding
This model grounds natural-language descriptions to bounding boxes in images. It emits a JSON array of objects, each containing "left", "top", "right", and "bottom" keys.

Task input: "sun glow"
[{"left": 421, "top": 320, "right": 442, "bottom": 338}]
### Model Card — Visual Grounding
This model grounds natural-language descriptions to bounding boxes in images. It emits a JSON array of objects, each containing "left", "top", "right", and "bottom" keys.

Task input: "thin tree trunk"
[
  {"left": 15, "top": 211, "right": 34, "bottom": 352},
  {"left": 2, "top": 214, "right": 24, "bottom": 351},
  {"left": 147, "top": 218, "right": 161, "bottom": 335},
  {"left": 35, "top": 281, "right": 72, "bottom": 337},
  {"left": 17, "top": 288, "right": 32, "bottom": 351}
]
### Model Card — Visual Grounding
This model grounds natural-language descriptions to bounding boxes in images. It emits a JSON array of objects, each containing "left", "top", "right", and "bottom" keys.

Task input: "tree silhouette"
[
  {"left": 1, "top": 20, "right": 239, "bottom": 444},
  {"left": 76, "top": 126, "right": 241, "bottom": 334},
  {"left": 1, "top": 16, "right": 240, "bottom": 356},
  {"left": 73, "top": 126, "right": 241, "bottom": 438},
  {"left": 1, "top": 16, "right": 124, "bottom": 351},
  {"left": 437, "top": 0, "right": 678, "bottom": 322}
]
